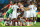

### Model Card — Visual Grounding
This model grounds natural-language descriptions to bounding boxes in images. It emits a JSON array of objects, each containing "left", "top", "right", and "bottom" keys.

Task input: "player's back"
[
  {"left": 29, "top": 5, "right": 35, "bottom": 10},
  {"left": 12, "top": 5, "right": 19, "bottom": 10}
]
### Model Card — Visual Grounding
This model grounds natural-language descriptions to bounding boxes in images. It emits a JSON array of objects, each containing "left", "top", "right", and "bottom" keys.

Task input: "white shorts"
[
  {"left": 30, "top": 10, "right": 37, "bottom": 17},
  {"left": 25, "top": 11, "right": 31, "bottom": 18},
  {"left": 17, "top": 12, "right": 21, "bottom": 17},
  {"left": 12, "top": 11, "right": 17, "bottom": 18}
]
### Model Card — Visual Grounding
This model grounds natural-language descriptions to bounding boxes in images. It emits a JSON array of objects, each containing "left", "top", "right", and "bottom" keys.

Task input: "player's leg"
[
  {"left": 34, "top": 12, "right": 37, "bottom": 24},
  {"left": 20, "top": 21, "right": 22, "bottom": 26},
  {"left": 20, "top": 17, "right": 26, "bottom": 26},
  {"left": 15, "top": 18, "right": 17, "bottom": 26},
  {"left": 26, "top": 11, "right": 30, "bottom": 26},
  {"left": 20, "top": 17, "right": 23, "bottom": 26},
  {"left": 18, "top": 21, "right": 20, "bottom": 26},
  {"left": 30, "top": 14, "right": 33, "bottom": 25},
  {"left": 6, "top": 12, "right": 9, "bottom": 18},
  {"left": 1, "top": 18, "right": 8, "bottom": 26},
  {"left": 22, "top": 19, "right": 26, "bottom": 26},
  {"left": 30, "top": 11, "right": 33, "bottom": 25},
  {"left": 1, "top": 19, "right": 6, "bottom": 26},
  {"left": 30, "top": 17, "right": 33, "bottom": 25},
  {"left": 1, "top": 14, "right": 6, "bottom": 26},
  {"left": 18, "top": 16, "right": 21, "bottom": 26}
]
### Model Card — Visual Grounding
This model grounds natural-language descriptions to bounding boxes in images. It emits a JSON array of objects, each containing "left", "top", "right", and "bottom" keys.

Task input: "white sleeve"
[
  {"left": 33, "top": 7, "right": 37, "bottom": 11},
  {"left": 10, "top": 5, "right": 12, "bottom": 7},
  {"left": 17, "top": 6, "right": 19, "bottom": 8},
  {"left": 12, "top": 6, "right": 14, "bottom": 9}
]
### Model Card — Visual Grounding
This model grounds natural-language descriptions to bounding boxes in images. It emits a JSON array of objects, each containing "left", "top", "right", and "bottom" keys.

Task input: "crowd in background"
[{"left": 0, "top": 0, "right": 40, "bottom": 12}]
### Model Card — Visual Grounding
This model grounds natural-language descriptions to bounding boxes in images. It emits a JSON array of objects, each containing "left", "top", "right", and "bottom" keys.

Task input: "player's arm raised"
[
  {"left": 1, "top": 6, "right": 7, "bottom": 10},
  {"left": 1, "top": 4, "right": 9, "bottom": 10},
  {"left": 22, "top": 7, "right": 30, "bottom": 11}
]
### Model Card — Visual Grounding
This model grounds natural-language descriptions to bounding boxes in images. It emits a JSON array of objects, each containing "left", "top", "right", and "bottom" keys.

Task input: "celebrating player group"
[{"left": 1, "top": 1, "right": 37, "bottom": 26}]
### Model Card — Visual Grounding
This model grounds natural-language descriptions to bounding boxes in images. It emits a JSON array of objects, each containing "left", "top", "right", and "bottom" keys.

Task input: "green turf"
[{"left": 0, "top": 22, "right": 40, "bottom": 27}]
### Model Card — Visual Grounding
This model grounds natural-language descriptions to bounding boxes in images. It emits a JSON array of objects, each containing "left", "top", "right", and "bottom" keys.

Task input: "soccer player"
[
  {"left": 29, "top": 2, "right": 37, "bottom": 25},
  {"left": 11, "top": 2, "right": 19, "bottom": 26},
  {"left": 17, "top": 9, "right": 21, "bottom": 26},
  {"left": 22, "top": 7, "right": 31, "bottom": 26},
  {"left": 18, "top": 2, "right": 25, "bottom": 26},
  {"left": 18, "top": 2, "right": 31, "bottom": 26},
  {"left": 1, "top": 1, "right": 13, "bottom": 18},
  {"left": 33, "top": 4, "right": 37, "bottom": 24},
  {"left": 1, "top": 1, "right": 13, "bottom": 26}
]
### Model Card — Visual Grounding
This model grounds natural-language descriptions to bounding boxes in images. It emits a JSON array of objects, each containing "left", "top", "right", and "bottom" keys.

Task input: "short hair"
[
  {"left": 30, "top": 1, "right": 34, "bottom": 4},
  {"left": 14, "top": 2, "right": 17, "bottom": 4},
  {"left": 18, "top": 2, "right": 21, "bottom": 3}
]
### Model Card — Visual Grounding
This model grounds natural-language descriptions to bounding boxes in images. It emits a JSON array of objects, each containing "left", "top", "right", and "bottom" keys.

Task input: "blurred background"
[{"left": 0, "top": 0, "right": 40, "bottom": 22}]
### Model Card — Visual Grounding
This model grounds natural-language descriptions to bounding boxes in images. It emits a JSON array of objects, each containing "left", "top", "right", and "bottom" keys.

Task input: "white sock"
[
  {"left": 34, "top": 21, "right": 36, "bottom": 24},
  {"left": 26, "top": 22, "right": 29, "bottom": 25},
  {"left": 28, "top": 22, "right": 29, "bottom": 25},
  {"left": 10, "top": 21, "right": 12, "bottom": 25},
  {"left": 35, "top": 21, "right": 36, "bottom": 23},
  {"left": 30, "top": 21, "right": 31, "bottom": 24},
  {"left": 5, "top": 21, "right": 7, "bottom": 24},
  {"left": 26, "top": 22, "right": 28, "bottom": 25},
  {"left": 5, "top": 21, "right": 7, "bottom": 25},
  {"left": 15, "top": 22, "right": 17, "bottom": 26},
  {"left": 18, "top": 22, "right": 20, "bottom": 25},
  {"left": 31, "top": 22, "right": 33, "bottom": 25},
  {"left": 23, "top": 22, "right": 25, "bottom": 25}
]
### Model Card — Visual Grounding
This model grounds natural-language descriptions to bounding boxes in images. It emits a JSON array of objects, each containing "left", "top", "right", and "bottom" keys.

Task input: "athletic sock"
[
  {"left": 26, "top": 20, "right": 29, "bottom": 26},
  {"left": 31, "top": 20, "right": 33, "bottom": 25},
  {"left": 10, "top": 20, "right": 13, "bottom": 25},
  {"left": 29, "top": 20, "right": 31, "bottom": 24},
  {"left": 15, "top": 20, "right": 17, "bottom": 26},
  {"left": 5, "top": 20, "right": 8, "bottom": 25},
  {"left": 34, "top": 19, "right": 36, "bottom": 24},
  {"left": 18, "top": 21, "right": 20, "bottom": 25},
  {"left": 28, "top": 22, "right": 29, "bottom": 26}
]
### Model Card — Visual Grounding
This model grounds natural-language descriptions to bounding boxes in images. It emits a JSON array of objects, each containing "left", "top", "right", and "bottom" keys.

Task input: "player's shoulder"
[
  {"left": 12, "top": 5, "right": 16, "bottom": 6},
  {"left": 11, "top": 5, "right": 14, "bottom": 7},
  {"left": 12, "top": 5, "right": 18, "bottom": 7},
  {"left": 9, "top": 4, "right": 11, "bottom": 5},
  {"left": 20, "top": 5, "right": 23, "bottom": 7}
]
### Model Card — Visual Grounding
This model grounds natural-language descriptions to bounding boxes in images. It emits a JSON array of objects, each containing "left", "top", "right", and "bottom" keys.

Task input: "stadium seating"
[{"left": 0, "top": 0, "right": 9, "bottom": 4}]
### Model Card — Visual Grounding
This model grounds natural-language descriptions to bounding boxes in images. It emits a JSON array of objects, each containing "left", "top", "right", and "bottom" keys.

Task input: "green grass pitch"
[{"left": 0, "top": 22, "right": 40, "bottom": 27}]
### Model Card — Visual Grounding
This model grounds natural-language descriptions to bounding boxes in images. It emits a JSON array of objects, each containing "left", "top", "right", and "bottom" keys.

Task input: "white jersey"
[
  {"left": 29, "top": 5, "right": 37, "bottom": 11},
  {"left": 12, "top": 5, "right": 19, "bottom": 12},
  {"left": 29, "top": 5, "right": 37, "bottom": 17},
  {"left": 12, "top": 5, "right": 19, "bottom": 18},
  {"left": 20, "top": 5, "right": 24, "bottom": 11}
]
